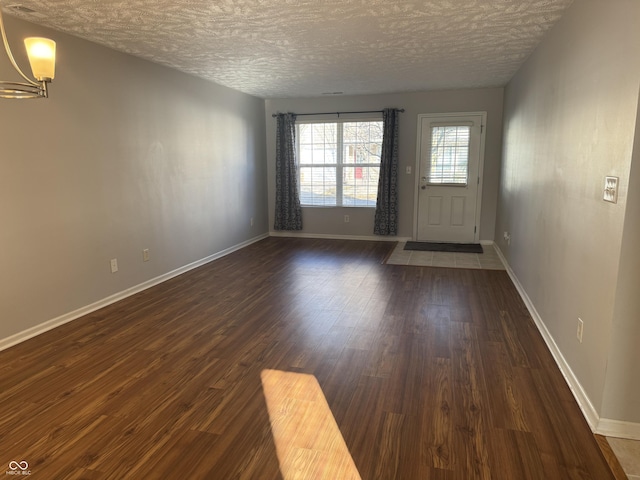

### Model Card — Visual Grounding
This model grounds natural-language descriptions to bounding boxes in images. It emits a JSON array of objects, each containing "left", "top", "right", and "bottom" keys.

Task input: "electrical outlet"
[
  {"left": 143, "top": 249, "right": 150, "bottom": 262},
  {"left": 344, "top": 215, "right": 350, "bottom": 223},
  {"left": 577, "top": 318, "right": 584, "bottom": 343},
  {"left": 110, "top": 258, "right": 118, "bottom": 273}
]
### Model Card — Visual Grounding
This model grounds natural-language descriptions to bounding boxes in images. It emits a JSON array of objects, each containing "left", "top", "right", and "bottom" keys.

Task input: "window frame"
[{"left": 296, "top": 115, "right": 383, "bottom": 208}]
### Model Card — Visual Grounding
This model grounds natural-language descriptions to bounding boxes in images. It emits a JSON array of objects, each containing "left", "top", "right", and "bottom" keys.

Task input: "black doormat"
[{"left": 404, "top": 242, "right": 483, "bottom": 253}]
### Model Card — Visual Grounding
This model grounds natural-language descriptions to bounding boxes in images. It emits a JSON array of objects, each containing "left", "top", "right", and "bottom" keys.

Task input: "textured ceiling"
[{"left": 4, "top": 0, "right": 574, "bottom": 99}]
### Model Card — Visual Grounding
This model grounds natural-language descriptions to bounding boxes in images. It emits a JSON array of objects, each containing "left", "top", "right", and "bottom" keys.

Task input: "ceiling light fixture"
[{"left": 0, "top": 5, "right": 55, "bottom": 99}]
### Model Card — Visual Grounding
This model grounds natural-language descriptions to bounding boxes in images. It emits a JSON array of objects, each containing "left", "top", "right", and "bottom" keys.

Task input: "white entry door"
[{"left": 415, "top": 113, "right": 485, "bottom": 243}]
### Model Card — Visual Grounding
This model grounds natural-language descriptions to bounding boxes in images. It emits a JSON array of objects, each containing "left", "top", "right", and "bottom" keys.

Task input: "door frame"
[{"left": 412, "top": 111, "right": 487, "bottom": 242}]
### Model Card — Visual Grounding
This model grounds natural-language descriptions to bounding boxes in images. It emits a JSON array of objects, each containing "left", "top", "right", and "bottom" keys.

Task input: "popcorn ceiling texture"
[{"left": 5, "top": 0, "right": 573, "bottom": 98}]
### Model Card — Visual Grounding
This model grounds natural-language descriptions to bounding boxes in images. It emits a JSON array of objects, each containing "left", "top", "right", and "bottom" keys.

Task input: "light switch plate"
[{"left": 604, "top": 176, "right": 619, "bottom": 203}]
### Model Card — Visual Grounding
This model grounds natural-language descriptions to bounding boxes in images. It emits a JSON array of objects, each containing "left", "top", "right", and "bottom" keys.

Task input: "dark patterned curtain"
[
  {"left": 274, "top": 113, "right": 303, "bottom": 231},
  {"left": 374, "top": 108, "right": 400, "bottom": 235}
]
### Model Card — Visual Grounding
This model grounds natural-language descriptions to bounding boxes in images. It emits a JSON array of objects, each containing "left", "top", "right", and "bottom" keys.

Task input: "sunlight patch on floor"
[{"left": 260, "top": 369, "right": 362, "bottom": 480}]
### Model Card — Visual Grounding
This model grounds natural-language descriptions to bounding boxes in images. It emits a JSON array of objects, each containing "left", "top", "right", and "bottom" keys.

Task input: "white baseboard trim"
[
  {"left": 269, "top": 231, "right": 412, "bottom": 242},
  {"left": 495, "top": 245, "right": 640, "bottom": 440},
  {"left": 597, "top": 418, "right": 640, "bottom": 440},
  {"left": 269, "top": 233, "right": 495, "bottom": 245},
  {"left": 493, "top": 245, "right": 600, "bottom": 431},
  {"left": 0, "top": 233, "right": 269, "bottom": 353}
]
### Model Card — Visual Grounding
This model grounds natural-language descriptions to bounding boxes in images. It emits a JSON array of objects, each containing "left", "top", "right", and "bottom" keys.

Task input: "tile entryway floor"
[
  {"left": 386, "top": 241, "right": 506, "bottom": 270},
  {"left": 607, "top": 437, "right": 640, "bottom": 479}
]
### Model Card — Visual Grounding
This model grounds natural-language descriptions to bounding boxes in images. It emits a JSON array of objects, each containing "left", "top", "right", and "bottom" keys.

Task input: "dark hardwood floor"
[{"left": 0, "top": 237, "right": 614, "bottom": 479}]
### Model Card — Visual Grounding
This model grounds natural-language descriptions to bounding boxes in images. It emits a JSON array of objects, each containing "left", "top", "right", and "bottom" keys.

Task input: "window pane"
[
  {"left": 297, "top": 120, "right": 382, "bottom": 207},
  {"left": 342, "top": 121, "right": 383, "bottom": 165},
  {"left": 299, "top": 166, "right": 337, "bottom": 206},
  {"left": 298, "top": 124, "right": 312, "bottom": 144},
  {"left": 298, "top": 123, "right": 338, "bottom": 165},
  {"left": 428, "top": 126, "right": 470, "bottom": 184},
  {"left": 343, "top": 122, "right": 357, "bottom": 143},
  {"left": 370, "top": 122, "right": 383, "bottom": 143},
  {"left": 342, "top": 166, "right": 379, "bottom": 206},
  {"left": 299, "top": 144, "right": 313, "bottom": 164}
]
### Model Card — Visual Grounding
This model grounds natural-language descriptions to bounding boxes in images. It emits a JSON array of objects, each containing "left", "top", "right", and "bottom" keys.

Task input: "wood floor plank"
[
  {"left": 486, "top": 428, "right": 546, "bottom": 480},
  {"left": 481, "top": 342, "right": 529, "bottom": 432},
  {"left": 422, "top": 357, "right": 455, "bottom": 471},
  {"left": 0, "top": 237, "right": 616, "bottom": 479},
  {"left": 373, "top": 411, "right": 405, "bottom": 479},
  {"left": 451, "top": 321, "right": 493, "bottom": 479}
]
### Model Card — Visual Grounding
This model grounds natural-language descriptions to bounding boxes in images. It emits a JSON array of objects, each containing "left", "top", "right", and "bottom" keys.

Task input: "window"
[
  {"left": 427, "top": 125, "right": 471, "bottom": 185},
  {"left": 297, "top": 119, "right": 383, "bottom": 206}
]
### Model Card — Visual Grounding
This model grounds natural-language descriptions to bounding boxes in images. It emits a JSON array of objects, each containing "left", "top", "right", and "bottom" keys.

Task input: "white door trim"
[{"left": 412, "top": 111, "right": 487, "bottom": 242}]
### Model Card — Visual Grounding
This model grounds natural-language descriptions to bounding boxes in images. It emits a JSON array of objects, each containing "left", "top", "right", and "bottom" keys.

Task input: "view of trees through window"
[
  {"left": 428, "top": 125, "right": 470, "bottom": 185},
  {"left": 297, "top": 120, "right": 383, "bottom": 206}
]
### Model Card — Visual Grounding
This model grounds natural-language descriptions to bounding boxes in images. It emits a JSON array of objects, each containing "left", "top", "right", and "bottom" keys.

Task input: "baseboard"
[
  {"left": 493, "top": 245, "right": 601, "bottom": 431},
  {"left": 269, "top": 233, "right": 494, "bottom": 244},
  {"left": 597, "top": 418, "right": 640, "bottom": 440},
  {"left": 495, "top": 246, "right": 640, "bottom": 441},
  {"left": 0, "top": 233, "right": 269, "bottom": 353},
  {"left": 269, "top": 231, "right": 412, "bottom": 242}
]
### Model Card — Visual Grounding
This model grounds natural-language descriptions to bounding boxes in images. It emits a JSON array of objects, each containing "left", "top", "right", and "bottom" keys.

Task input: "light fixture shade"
[{"left": 24, "top": 37, "right": 56, "bottom": 80}]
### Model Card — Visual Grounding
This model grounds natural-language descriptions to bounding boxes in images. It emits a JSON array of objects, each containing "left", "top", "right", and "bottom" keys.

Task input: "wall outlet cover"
[{"left": 604, "top": 176, "right": 619, "bottom": 204}]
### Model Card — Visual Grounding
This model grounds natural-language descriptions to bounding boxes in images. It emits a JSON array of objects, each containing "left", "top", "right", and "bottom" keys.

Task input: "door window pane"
[{"left": 428, "top": 126, "right": 470, "bottom": 185}]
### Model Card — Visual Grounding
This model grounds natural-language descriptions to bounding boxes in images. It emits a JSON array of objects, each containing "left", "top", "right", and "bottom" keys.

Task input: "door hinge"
[
  {"left": 480, "top": 124, "right": 484, "bottom": 133},
  {"left": 477, "top": 177, "right": 480, "bottom": 185},
  {"left": 474, "top": 226, "right": 477, "bottom": 233}
]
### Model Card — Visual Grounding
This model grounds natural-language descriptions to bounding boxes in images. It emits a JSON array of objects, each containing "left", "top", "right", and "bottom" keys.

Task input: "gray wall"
[
  {"left": 602, "top": 90, "right": 640, "bottom": 423},
  {"left": 1, "top": 16, "right": 268, "bottom": 341},
  {"left": 265, "top": 89, "right": 504, "bottom": 239},
  {"left": 495, "top": 0, "right": 640, "bottom": 422}
]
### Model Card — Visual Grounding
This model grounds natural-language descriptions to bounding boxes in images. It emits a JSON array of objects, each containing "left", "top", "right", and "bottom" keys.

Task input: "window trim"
[{"left": 296, "top": 115, "right": 383, "bottom": 208}]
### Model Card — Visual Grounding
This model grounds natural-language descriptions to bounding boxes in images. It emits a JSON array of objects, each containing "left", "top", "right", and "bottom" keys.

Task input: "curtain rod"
[{"left": 271, "top": 108, "right": 404, "bottom": 118}]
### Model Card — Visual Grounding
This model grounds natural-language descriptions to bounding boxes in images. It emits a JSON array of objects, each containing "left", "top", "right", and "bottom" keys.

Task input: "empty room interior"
[{"left": 1, "top": 0, "right": 639, "bottom": 478}]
